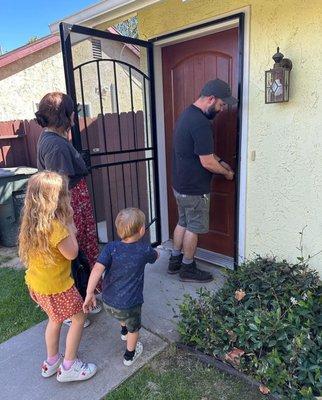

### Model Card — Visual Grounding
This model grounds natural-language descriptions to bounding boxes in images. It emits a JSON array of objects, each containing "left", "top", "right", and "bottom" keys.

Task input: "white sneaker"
[
  {"left": 123, "top": 342, "right": 143, "bottom": 366},
  {"left": 41, "top": 355, "right": 63, "bottom": 378},
  {"left": 57, "top": 359, "right": 97, "bottom": 382},
  {"left": 89, "top": 302, "right": 102, "bottom": 314},
  {"left": 63, "top": 318, "right": 91, "bottom": 328}
]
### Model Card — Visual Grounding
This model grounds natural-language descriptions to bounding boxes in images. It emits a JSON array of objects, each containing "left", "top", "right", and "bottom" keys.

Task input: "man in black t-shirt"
[{"left": 168, "top": 79, "right": 236, "bottom": 282}]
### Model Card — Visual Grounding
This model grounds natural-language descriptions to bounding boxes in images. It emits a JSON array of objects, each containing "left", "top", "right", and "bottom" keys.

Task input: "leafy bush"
[{"left": 178, "top": 257, "right": 321, "bottom": 399}]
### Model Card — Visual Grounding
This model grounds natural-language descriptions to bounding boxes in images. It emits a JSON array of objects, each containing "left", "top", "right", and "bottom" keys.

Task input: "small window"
[
  {"left": 91, "top": 38, "right": 102, "bottom": 59},
  {"left": 77, "top": 103, "right": 91, "bottom": 118}
]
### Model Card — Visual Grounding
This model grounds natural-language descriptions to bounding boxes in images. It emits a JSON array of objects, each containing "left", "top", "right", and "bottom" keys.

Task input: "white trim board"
[
  {"left": 153, "top": 19, "right": 239, "bottom": 46},
  {"left": 153, "top": 6, "right": 250, "bottom": 267},
  {"left": 49, "top": 0, "right": 163, "bottom": 33}
]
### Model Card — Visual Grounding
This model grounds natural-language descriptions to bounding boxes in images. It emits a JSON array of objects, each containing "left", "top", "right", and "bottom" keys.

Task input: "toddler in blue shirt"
[{"left": 83, "top": 207, "right": 158, "bottom": 365}]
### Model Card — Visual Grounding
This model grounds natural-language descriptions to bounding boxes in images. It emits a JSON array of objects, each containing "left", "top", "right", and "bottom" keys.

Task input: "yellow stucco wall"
[{"left": 138, "top": 0, "right": 322, "bottom": 274}]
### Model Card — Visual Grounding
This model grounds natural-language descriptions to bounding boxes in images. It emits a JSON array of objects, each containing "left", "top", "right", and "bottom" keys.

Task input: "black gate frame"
[{"left": 59, "top": 22, "right": 161, "bottom": 246}]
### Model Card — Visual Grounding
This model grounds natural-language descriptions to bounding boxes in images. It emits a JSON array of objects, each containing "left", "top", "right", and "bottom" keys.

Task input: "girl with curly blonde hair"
[
  {"left": 36, "top": 92, "right": 101, "bottom": 322},
  {"left": 19, "top": 171, "right": 97, "bottom": 382}
]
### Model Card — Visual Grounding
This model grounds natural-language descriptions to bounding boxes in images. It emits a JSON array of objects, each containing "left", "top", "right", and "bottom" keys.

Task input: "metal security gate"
[{"left": 60, "top": 23, "right": 160, "bottom": 245}]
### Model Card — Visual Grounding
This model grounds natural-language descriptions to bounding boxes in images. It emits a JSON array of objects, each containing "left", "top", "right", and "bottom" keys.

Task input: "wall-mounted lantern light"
[{"left": 265, "top": 47, "right": 292, "bottom": 104}]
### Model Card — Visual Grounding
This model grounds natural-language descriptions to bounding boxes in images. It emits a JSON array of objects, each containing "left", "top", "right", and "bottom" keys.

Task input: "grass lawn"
[
  {"left": 0, "top": 263, "right": 268, "bottom": 400},
  {"left": 0, "top": 268, "right": 46, "bottom": 343},
  {"left": 106, "top": 346, "right": 266, "bottom": 400}
]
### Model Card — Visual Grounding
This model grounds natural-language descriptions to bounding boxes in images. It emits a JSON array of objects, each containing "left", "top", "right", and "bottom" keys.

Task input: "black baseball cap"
[{"left": 200, "top": 79, "right": 238, "bottom": 105}]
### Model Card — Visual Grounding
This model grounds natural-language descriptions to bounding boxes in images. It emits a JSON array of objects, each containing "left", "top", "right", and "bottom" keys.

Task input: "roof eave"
[
  {"left": 49, "top": 0, "right": 162, "bottom": 33},
  {"left": 0, "top": 34, "right": 60, "bottom": 69}
]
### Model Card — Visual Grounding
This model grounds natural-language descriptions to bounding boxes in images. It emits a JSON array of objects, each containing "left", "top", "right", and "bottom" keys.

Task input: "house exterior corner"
[{"left": 137, "top": 0, "right": 322, "bottom": 275}]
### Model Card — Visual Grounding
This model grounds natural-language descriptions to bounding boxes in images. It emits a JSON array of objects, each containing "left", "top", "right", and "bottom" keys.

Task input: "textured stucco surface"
[
  {"left": 138, "top": 0, "right": 322, "bottom": 275},
  {"left": 72, "top": 37, "right": 143, "bottom": 116},
  {"left": 0, "top": 38, "right": 143, "bottom": 121},
  {"left": 0, "top": 43, "right": 65, "bottom": 120},
  {"left": 2, "top": 1, "right": 322, "bottom": 274}
]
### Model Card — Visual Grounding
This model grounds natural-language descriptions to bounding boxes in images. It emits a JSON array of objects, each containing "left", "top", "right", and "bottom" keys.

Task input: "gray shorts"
[{"left": 173, "top": 189, "right": 210, "bottom": 234}]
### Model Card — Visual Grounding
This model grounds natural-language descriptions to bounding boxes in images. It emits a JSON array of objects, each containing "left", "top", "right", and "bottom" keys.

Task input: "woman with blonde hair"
[
  {"left": 35, "top": 92, "right": 101, "bottom": 322},
  {"left": 19, "top": 171, "right": 97, "bottom": 382}
]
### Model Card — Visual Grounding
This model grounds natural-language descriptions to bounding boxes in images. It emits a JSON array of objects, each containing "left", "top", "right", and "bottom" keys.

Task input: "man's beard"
[{"left": 204, "top": 108, "right": 219, "bottom": 120}]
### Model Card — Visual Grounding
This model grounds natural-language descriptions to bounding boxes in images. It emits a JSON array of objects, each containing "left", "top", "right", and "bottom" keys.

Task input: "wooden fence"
[
  {"left": 0, "top": 112, "right": 152, "bottom": 242},
  {"left": 0, "top": 119, "right": 41, "bottom": 168}
]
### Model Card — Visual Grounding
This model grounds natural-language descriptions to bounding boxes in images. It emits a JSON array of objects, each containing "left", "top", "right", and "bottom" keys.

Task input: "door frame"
[{"left": 151, "top": 7, "right": 250, "bottom": 268}]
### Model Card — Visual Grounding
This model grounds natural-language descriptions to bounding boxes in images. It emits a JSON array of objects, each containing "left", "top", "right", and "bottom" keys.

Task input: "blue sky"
[{"left": 0, "top": 0, "right": 98, "bottom": 53}]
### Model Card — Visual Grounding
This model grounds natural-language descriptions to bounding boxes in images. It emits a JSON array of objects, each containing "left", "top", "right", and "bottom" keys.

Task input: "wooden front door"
[{"left": 162, "top": 28, "right": 239, "bottom": 257}]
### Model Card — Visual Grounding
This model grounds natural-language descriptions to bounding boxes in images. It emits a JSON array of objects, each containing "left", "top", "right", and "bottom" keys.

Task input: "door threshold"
[{"left": 160, "top": 240, "right": 234, "bottom": 270}]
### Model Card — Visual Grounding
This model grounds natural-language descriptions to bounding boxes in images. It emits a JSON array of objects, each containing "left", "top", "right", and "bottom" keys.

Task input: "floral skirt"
[
  {"left": 30, "top": 285, "right": 83, "bottom": 323},
  {"left": 70, "top": 178, "right": 99, "bottom": 269}
]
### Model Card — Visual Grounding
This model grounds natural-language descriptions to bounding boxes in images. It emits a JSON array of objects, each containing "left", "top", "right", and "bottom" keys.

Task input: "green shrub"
[{"left": 178, "top": 257, "right": 321, "bottom": 399}]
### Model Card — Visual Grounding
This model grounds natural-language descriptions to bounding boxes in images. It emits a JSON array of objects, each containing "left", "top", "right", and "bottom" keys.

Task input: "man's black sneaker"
[
  {"left": 167, "top": 253, "right": 183, "bottom": 274},
  {"left": 179, "top": 261, "right": 213, "bottom": 282}
]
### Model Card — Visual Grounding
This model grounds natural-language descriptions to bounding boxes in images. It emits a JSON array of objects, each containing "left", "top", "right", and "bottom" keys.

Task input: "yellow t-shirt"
[{"left": 25, "top": 220, "right": 74, "bottom": 295}]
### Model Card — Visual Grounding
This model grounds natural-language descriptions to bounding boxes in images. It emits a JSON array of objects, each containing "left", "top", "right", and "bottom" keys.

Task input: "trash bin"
[{"left": 0, "top": 167, "right": 38, "bottom": 247}]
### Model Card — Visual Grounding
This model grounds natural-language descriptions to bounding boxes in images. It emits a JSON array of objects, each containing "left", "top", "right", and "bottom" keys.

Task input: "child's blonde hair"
[
  {"left": 115, "top": 208, "right": 145, "bottom": 240},
  {"left": 18, "top": 171, "right": 74, "bottom": 265}
]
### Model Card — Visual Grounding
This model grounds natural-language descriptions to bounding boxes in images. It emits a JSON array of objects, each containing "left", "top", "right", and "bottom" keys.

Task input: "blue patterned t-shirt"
[{"left": 98, "top": 239, "right": 158, "bottom": 309}]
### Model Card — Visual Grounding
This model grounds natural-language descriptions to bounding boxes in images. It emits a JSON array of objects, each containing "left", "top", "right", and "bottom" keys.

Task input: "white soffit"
[{"left": 49, "top": 0, "right": 163, "bottom": 33}]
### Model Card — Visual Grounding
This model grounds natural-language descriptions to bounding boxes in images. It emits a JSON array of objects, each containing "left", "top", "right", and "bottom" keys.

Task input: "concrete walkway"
[
  {"left": 142, "top": 247, "right": 226, "bottom": 342},
  {"left": 0, "top": 248, "right": 225, "bottom": 399}
]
